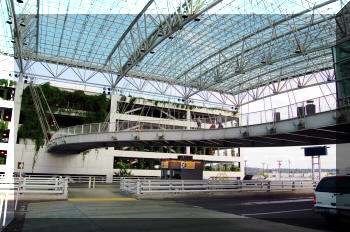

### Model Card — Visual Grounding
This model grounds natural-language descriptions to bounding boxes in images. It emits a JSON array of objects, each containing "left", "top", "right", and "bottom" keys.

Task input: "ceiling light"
[
  {"left": 17, "top": 0, "right": 24, "bottom": 3},
  {"left": 194, "top": 17, "right": 200, "bottom": 22},
  {"left": 6, "top": 18, "right": 12, "bottom": 24},
  {"left": 150, "top": 50, "right": 155, "bottom": 54},
  {"left": 169, "top": 35, "right": 174, "bottom": 39}
]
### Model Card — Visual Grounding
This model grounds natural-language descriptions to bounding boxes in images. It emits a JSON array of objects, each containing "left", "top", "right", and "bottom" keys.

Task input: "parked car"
[
  {"left": 314, "top": 175, "right": 350, "bottom": 222},
  {"left": 243, "top": 174, "right": 265, "bottom": 180}
]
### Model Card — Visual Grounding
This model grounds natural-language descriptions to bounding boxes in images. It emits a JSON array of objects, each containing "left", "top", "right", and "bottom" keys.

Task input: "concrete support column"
[
  {"left": 109, "top": 93, "right": 118, "bottom": 132},
  {"left": 186, "top": 109, "right": 191, "bottom": 155},
  {"left": 13, "top": 73, "right": 24, "bottom": 144},
  {"left": 7, "top": 74, "right": 24, "bottom": 178},
  {"left": 106, "top": 172, "right": 114, "bottom": 184}
]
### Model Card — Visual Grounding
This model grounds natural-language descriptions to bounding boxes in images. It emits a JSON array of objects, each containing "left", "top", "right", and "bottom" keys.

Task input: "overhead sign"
[{"left": 304, "top": 146, "right": 328, "bottom": 156}]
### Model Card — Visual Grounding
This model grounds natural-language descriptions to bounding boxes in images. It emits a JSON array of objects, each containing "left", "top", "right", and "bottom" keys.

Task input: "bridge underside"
[{"left": 47, "top": 109, "right": 350, "bottom": 154}]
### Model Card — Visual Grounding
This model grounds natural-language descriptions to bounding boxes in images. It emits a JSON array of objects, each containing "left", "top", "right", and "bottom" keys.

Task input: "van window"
[{"left": 316, "top": 176, "right": 350, "bottom": 193}]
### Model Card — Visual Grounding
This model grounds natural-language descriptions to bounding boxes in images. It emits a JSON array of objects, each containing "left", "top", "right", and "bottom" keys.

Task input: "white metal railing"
[
  {"left": 24, "top": 175, "right": 159, "bottom": 185},
  {"left": 0, "top": 177, "right": 68, "bottom": 197},
  {"left": 120, "top": 179, "right": 316, "bottom": 194},
  {"left": 49, "top": 94, "right": 338, "bottom": 141}
]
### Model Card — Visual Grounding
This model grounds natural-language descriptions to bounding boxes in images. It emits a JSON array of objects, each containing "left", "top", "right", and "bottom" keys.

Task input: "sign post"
[{"left": 304, "top": 146, "right": 328, "bottom": 183}]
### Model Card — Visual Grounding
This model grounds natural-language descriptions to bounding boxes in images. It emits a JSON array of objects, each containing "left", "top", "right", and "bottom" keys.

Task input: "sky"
[{"left": 242, "top": 144, "right": 336, "bottom": 169}]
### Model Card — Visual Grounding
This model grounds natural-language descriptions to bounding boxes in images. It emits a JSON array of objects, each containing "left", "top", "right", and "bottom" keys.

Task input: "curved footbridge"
[{"left": 47, "top": 107, "right": 350, "bottom": 154}]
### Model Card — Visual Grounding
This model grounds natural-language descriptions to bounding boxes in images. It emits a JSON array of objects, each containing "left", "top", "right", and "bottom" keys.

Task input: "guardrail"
[
  {"left": 0, "top": 177, "right": 68, "bottom": 197},
  {"left": 24, "top": 175, "right": 159, "bottom": 185},
  {"left": 49, "top": 94, "right": 337, "bottom": 141},
  {"left": 120, "top": 179, "right": 316, "bottom": 194}
]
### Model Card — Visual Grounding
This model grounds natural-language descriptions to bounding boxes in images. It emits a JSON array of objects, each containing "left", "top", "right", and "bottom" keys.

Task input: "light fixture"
[
  {"left": 11, "top": 40, "right": 15, "bottom": 43},
  {"left": 6, "top": 18, "right": 12, "bottom": 24},
  {"left": 150, "top": 50, "right": 155, "bottom": 54},
  {"left": 17, "top": 0, "right": 24, "bottom": 3},
  {"left": 140, "top": 47, "right": 145, "bottom": 52},
  {"left": 20, "top": 21, "right": 26, "bottom": 27},
  {"left": 169, "top": 35, "right": 174, "bottom": 39},
  {"left": 194, "top": 17, "right": 200, "bottom": 22},
  {"left": 23, "top": 41, "right": 28, "bottom": 45},
  {"left": 157, "top": 31, "right": 163, "bottom": 37}
]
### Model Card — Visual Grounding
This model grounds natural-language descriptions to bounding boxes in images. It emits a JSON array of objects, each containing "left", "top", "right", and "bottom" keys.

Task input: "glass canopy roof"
[{"left": 0, "top": 0, "right": 348, "bottom": 97}]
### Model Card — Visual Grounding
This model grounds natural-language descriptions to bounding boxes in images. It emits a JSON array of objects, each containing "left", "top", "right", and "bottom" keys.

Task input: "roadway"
[
  {"left": 170, "top": 192, "right": 349, "bottom": 231},
  {"left": 3, "top": 189, "right": 349, "bottom": 232}
]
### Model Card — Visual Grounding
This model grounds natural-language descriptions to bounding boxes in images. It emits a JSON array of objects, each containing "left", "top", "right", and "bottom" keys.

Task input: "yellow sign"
[
  {"left": 180, "top": 161, "right": 195, "bottom": 169},
  {"left": 161, "top": 161, "right": 169, "bottom": 168}
]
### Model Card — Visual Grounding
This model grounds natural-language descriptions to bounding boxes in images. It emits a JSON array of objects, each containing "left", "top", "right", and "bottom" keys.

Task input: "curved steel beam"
[
  {"left": 116, "top": 0, "right": 223, "bottom": 84},
  {"left": 104, "top": 0, "right": 155, "bottom": 66},
  {"left": 173, "top": 0, "right": 337, "bottom": 83}
]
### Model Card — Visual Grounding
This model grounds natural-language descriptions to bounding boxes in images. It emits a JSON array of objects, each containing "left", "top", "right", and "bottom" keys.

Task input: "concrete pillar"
[
  {"left": 13, "top": 73, "right": 24, "bottom": 144},
  {"left": 186, "top": 109, "right": 191, "bottom": 155},
  {"left": 109, "top": 93, "right": 118, "bottom": 132},
  {"left": 7, "top": 74, "right": 24, "bottom": 178},
  {"left": 106, "top": 172, "right": 114, "bottom": 184}
]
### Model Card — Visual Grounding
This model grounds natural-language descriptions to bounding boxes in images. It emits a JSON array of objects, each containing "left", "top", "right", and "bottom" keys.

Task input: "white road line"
[
  {"left": 242, "top": 208, "right": 312, "bottom": 216},
  {"left": 242, "top": 198, "right": 313, "bottom": 205}
]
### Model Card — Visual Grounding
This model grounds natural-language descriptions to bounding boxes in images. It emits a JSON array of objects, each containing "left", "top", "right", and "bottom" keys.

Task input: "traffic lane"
[
  {"left": 170, "top": 192, "right": 315, "bottom": 217},
  {"left": 169, "top": 193, "right": 349, "bottom": 231}
]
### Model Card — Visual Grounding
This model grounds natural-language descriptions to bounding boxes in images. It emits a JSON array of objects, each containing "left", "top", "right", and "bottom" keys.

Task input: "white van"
[{"left": 314, "top": 176, "right": 350, "bottom": 221}]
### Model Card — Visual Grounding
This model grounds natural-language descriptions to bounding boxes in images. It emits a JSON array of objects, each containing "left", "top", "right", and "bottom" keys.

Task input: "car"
[
  {"left": 243, "top": 174, "right": 265, "bottom": 180},
  {"left": 314, "top": 175, "right": 350, "bottom": 222}
]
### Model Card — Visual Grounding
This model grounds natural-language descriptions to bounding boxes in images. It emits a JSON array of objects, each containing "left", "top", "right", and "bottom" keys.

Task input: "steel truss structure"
[{"left": 0, "top": 0, "right": 348, "bottom": 107}]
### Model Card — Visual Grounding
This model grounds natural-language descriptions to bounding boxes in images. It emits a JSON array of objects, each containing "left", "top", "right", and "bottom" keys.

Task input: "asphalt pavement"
[{"left": 169, "top": 192, "right": 349, "bottom": 231}]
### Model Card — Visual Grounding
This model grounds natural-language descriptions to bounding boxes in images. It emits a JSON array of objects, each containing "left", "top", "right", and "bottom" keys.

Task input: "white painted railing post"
[
  {"left": 2, "top": 193, "right": 8, "bottom": 226},
  {"left": 64, "top": 177, "right": 69, "bottom": 196},
  {"left": 88, "top": 177, "right": 91, "bottom": 189},
  {"left": 93, "top": 177, "right": 96, "bottom": 189},
  {"left": 0, "top": 194, "right": 4, "bottom": 223},
  {"left": 136, "top": 180, "right": 141, "bottom": 194}
]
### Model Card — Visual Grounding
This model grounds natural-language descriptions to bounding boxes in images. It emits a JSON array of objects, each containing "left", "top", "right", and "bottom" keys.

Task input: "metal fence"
[
  {"left": 0, "top": 176, "right": 68, "bottom": 196},
  {"left": 120, "top": 179, "right": 316, "bottom": 194},
  {"left": 50, "top": 94, "right": 337, "bottom": 141}
]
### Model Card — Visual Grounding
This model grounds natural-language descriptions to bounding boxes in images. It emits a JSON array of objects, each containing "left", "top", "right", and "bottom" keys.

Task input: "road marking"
[
  {"left": 242, "top": 198, "right": 313, "bottom": 205},
  {"left": 68, "top": 198, "right": 137, "bottom": 201},
  {"left": 242, "top": 208, "right": 312, "bottom": 216}
]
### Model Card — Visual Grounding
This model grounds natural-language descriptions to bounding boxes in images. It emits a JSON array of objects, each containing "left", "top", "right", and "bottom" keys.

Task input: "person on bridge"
[
  {"left": 196, "top": 116, "right": 202, "bottom": 129},
  {"left": 216, "top": 113, "right": 223, "bottom": 128}
]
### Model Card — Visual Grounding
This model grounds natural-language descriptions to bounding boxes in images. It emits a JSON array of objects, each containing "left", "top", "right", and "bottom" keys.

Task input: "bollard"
[
  {"left": 88, "top": 177, "right": 91, "bottom": 189},
  {"left": 292, "top": 181, "right": 295, "bottom": 191},
  {"left": 267, "top": 181, "right": 271, "bottom": 192},
  {"left": 93, "top": 177, "right": 96, "bottom": 189}
]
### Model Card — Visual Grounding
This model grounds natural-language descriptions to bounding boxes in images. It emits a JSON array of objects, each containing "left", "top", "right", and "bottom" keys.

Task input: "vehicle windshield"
[{"left": 315, "top": 176, "right": 350, "bottom": 193}]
